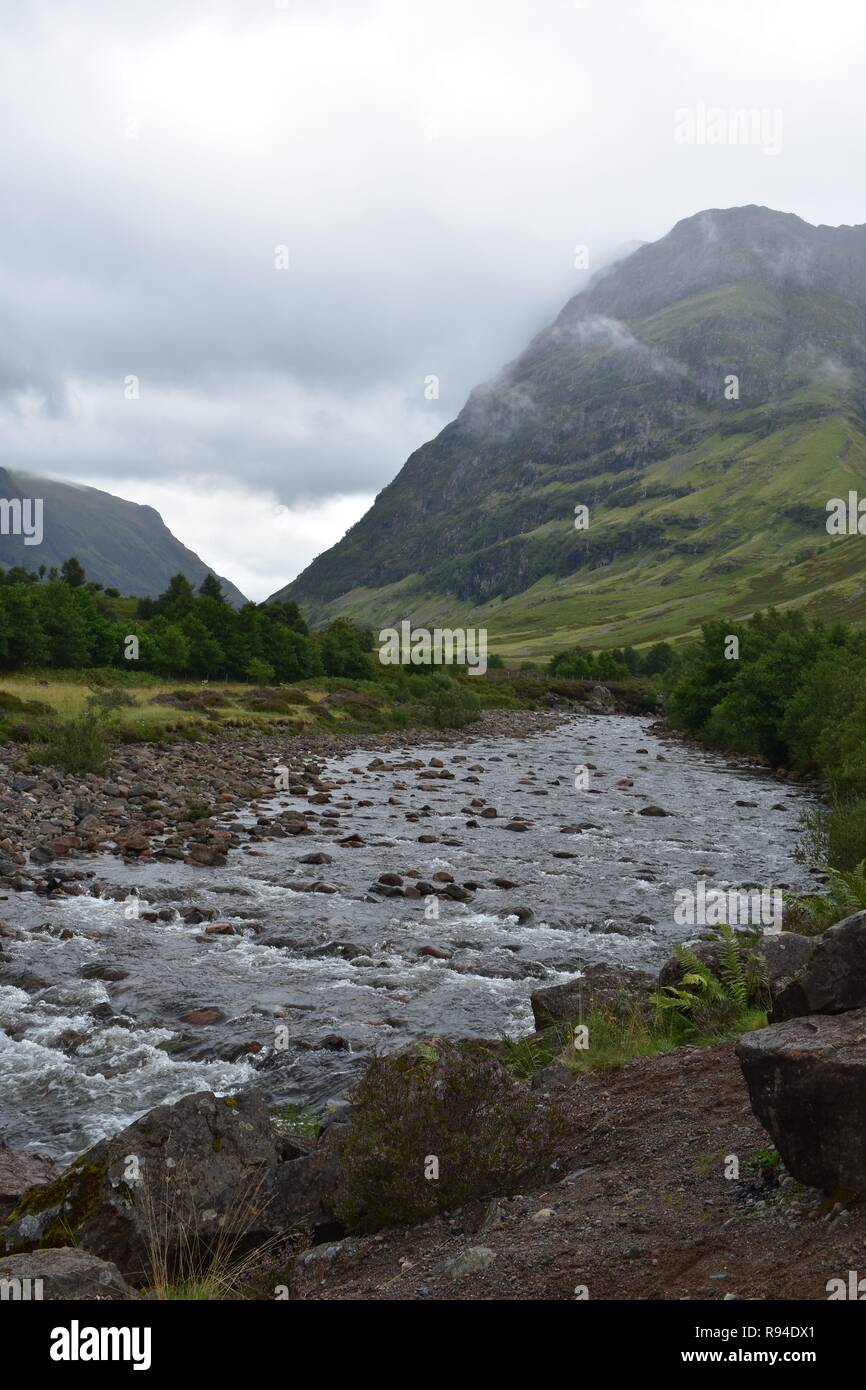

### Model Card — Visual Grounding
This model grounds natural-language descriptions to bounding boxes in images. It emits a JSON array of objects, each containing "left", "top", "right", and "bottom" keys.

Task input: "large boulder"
[
  {"left": 658, "top": 931, "right": 814, "bottom": 1008},
  {"left": 736, "top": 1009, "right": 866, "bottom": 1191},
  {"left": 770, "top": 910, "right": 866, "bottom": 1022},
  {"left": 531, "top": 963, "right": 656, "bottom": 1029},
  {"left": 0, "top": 1247, "right": 139, "bottom": 1300},
  {"left": 2, "top": 1090, "right": 340, "bottom": 1283}
]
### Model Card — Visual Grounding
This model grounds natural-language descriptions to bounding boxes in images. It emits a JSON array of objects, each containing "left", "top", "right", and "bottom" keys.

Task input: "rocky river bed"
[{"left": 0, "top": 709, "right": 822, "bottom": 1164}]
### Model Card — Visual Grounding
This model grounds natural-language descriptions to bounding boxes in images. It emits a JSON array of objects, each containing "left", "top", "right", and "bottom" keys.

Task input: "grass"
[
  {"left": 270, "top": 1103, "right": 320, "bottom": 1138},
  {"left": 139, "top": 1165, "right": 283, "bottom": 1302},
  {"left": 0, "top": 670, "right": 420, "bottom": 745},
  {"left": 503, "top": 1001, "right": 769, "bottom": 1084},
  {"left": 30, "top": 704, "right": 118, "bottom": 775}
]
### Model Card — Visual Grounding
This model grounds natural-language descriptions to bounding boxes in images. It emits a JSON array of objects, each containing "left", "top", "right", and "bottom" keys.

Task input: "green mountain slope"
[
  {"left": 0, "top": 469, "right": 247, "bottom": 606},
  {"left": 271, "top": 205, "right": 866, "bottom": 658}
]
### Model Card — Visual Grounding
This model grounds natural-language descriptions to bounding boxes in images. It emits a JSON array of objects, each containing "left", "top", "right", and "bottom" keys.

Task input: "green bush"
[
  {"left": 424, "top": 676, "right": 482, "bottom": 729},
  {"left": 823, "top": 799, "right": 866, "bottom": 872},
  {"left": 30, "top": 705, "right": 118, "bottom": 775},
  {"left": 333, "top": 1043, "right": 567, "bottom": 1232}
]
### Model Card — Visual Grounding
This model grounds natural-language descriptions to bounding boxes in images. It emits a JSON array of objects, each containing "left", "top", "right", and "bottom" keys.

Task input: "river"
[{"left": 0, "top": 712, "right": 821, "bottom": 1162}]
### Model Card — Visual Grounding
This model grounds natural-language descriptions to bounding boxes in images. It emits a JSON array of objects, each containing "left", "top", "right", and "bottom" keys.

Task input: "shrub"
[
  {"left": 823, "top": 799, "right": 866, "bottom": 872},
  {"left": 424, "top": 676, "right": 482, "bottom": 729},
  {"left": 333, "top": 1043, "right": 567, "bottom": 1232},
  {"left": 30, "top": 705, "right": 118, "bottom": 775}
]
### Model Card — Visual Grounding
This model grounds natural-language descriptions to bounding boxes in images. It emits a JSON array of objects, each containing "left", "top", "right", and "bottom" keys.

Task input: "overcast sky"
[{"left": 2, "top": 0, "right": 865, "bottom": 600}]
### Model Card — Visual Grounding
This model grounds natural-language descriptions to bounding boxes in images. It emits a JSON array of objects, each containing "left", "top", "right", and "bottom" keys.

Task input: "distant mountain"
[
  {"left": 0, "top": 469, "right": 247, "bottom": 606},
  {"left": 271, "top": 205, "right": 866, "bottom": 658}
]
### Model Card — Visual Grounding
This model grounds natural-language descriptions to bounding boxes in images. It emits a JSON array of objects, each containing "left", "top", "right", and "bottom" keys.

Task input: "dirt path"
[{"left": 296, "top": 1043, "right": 864, "bottom": 1301}]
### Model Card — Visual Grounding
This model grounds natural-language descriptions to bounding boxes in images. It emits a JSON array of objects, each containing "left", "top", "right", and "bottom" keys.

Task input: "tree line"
[{"left": 0, "top": 561, "right": 373, "bottom": 682}]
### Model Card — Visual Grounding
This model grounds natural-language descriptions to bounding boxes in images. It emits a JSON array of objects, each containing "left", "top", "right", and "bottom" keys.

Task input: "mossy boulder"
[{"left": 2, "top": 1089, "right": 340, "bottom": 1283}]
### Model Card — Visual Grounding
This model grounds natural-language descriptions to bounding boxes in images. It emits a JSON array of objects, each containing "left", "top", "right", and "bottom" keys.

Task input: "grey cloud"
[{"left": 0, "top": 0, "right": 864, "bottom": 590}]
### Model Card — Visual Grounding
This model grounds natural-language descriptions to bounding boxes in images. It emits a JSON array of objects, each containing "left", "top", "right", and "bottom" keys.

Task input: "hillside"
[
  {"left": 272, "top": 206, "right": 866, "bottom": 659},
  {"left": 0, "top": 469, "right": 247, "bottom": 606}
]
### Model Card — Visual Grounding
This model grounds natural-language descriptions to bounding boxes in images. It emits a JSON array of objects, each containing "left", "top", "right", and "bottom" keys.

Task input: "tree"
[
  {"left": 146, "top": 622, "right": 191, "bottom": 676},
  {"left": 318, "top": 619, "right": 373, "bottom": 679},
  {"left": 158, "top": 574, "right": 195, "bottom": 617},
  {"left": 61, "top": 556, "right": 87, "bottom": 588},
  {"left": 182, "top": 615, "right": 224, "bottom": 678},
  {"left": 199, "top": 573, "right": 225, "bottom": 601},
  {"left": 246, "top": 657, "right": 275, "bottom": 685},
  {"left": 269, "top": 600, "right": 309, "bottom": 635},
  {"left": 37, "top": 582, "right": 94, "bottom": 666},
  {"left": 0, "top": 584, "right": 50, "bottom": 667}
]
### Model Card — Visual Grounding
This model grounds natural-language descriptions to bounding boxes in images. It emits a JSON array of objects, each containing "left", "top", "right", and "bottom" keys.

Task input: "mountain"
[
  {"left": 0, "top": 469, "right": 247, "bottom": 606},
  {"left": 271, "top": 205, "right": 866, "bottom": 659}
]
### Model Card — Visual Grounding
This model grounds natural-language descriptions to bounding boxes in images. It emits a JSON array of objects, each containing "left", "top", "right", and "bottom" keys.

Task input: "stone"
[
  {"left": 770, "top": 911, "right": 866, "bottom": 1022},
  {"left": 3, "top": 1090, "right": 340, "bottom": 1280},
  {"left": 0, "top": 1247, "right": 139, "bottom": 1300},
  {"left": 79, "top": 964, "right": 129, "bottom": 982},
  {"left": 737, "top": 1010, "right": 866, "bottom": 1192},
  {"left": 180, "top": 1008, "right": 225, "bottom": 1025},
  {"left": 497, "top": 905, "right": 534, "bottom": 923},
  {"left": 438, "top": 1246, "right": 497, "bottom": 1279},
  {"left": 187, "top": 844, "right": 227, "bottom": 867},
  {"left": 531, "top": 963, "right": 656, "bottom": 1029},
  {"left": 0, "top": 1143, "right": 61, "bottom": 1220}
]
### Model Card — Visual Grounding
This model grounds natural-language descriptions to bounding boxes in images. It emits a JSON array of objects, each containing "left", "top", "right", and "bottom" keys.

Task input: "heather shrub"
[{"left": 333, "top": 1043, "right": 567, "bottom": 1232}]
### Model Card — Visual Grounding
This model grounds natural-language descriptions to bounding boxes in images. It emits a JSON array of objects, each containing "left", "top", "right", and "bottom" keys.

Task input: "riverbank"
[{"left": 0, "top": 706, "right": 573, "bottom": 891}]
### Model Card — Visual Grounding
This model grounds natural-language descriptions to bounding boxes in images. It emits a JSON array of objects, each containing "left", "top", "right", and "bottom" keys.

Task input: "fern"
[
  {"left": 787, "top": 858, "right": 866, "bottom": 932},
  {"left": 717, "top": 925, "right": 749, "bottom": 1008},
  {"left": 654, "top": 929, "right": 767, "bottom": 1037}
]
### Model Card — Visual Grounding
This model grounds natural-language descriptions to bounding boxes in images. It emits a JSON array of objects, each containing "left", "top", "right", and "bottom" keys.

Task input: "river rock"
[
  {"left": 2, "top": 1090, "right": 340, "bottom": 1280},
  {"left": 187, "top": 843, "right": 227, "bottom": 867},
  {"left": 736, "top": 1010, "right": 866, "bottom": 1192},
  {"left": 180, "top": 1008, "right": 225, "bottom": 1025},
  {"left": 0, "top": 1247, "right": 140, "bottom": 1300},
  {"left": 531, "top": 963, "right": 656, "bottom": 1028},
  {"left": 770, "top": 911, "right": 866, "bottom": 1022}
]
